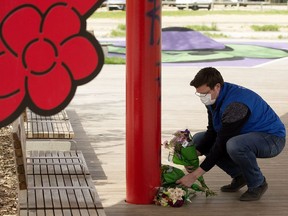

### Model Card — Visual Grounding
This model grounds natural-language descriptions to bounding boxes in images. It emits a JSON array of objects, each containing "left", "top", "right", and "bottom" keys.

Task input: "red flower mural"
[{"left": 0, "top": 0, "right": 105, "bottom": 127}]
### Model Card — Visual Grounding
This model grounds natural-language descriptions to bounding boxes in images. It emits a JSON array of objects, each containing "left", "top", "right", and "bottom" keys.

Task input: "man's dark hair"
[{"left": 190, "top": 67, "right": 224, "bottom": 89}]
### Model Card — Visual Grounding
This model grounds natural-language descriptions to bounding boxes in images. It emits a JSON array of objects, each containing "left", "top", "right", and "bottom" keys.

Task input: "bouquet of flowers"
[
  {"left": 163, "top": 129, "right": 216, "bottom": 197},
  {"left": 154, "top": 165, "right": 196, "bottom": 207},
  {"left": 154, "top": 185, "right": 195, "bottom": 207}
]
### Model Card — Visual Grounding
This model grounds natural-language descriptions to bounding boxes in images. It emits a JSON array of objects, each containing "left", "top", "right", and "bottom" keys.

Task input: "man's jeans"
[{"left": 193, "top": 132, "right": 286, "bottom": 189}]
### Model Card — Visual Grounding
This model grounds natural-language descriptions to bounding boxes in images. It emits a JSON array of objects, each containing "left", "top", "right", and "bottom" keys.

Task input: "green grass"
[
  {"left": 162, "top": 10, "right": 288, "bottom": 16},
  {"left": 186, "top": 23, "right": 218, "bottom": 31},
  {"left": 104, "top": 56, "right": 126, "bottom": 64},
  {"left": 110, "top": 24, "right": 126, "bottom": 37},
  {"left": 251, "top": 24, "right": 280, "bottom": 32},
  {"left": 90, "top": 10, "right": 288, "bottom": 19},
  {"left": 203, "top": 32, "right": 229, "bottom": 38}
]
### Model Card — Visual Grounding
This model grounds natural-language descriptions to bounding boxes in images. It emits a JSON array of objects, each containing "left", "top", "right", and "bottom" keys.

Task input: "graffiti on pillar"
[
  {"left": 147, "top": 0, "right": 161, "bottom": 46},
  {"left": 147, "top": 0, "right": 161, "bottom": 102},
  {"left": 0, "top": 0, "right": 105, "bottom": 127}
]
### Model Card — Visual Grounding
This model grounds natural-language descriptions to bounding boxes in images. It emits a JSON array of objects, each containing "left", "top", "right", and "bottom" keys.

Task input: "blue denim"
[{"left": 193, "top": 131, "right": 286, "bottom": 189}]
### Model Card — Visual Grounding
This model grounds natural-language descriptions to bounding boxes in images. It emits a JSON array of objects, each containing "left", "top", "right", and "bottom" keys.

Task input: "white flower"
[{"left": 167, "top": 187, "right": 186, "bottom": 203}]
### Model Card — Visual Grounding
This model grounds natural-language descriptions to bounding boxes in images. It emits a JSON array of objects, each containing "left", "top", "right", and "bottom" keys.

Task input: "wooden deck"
[{"left": 66, "top": 62, "right": 288, "bottom": 216}]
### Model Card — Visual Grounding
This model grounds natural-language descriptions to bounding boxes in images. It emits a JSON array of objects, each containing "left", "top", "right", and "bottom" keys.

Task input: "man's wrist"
[{"left": 194, "top": 167, "right": 206, "bottom": 178}]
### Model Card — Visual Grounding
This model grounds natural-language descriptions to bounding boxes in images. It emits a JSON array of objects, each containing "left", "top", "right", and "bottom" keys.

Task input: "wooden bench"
[
  {"left": 12, "top": 116, "right": 106, "bottom": 216},
  {"left": 25, "top": 108, "right": 75, "bottom": 139}
]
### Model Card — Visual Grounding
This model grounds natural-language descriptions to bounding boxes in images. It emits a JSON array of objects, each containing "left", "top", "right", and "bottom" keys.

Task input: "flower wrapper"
[
  {"left": 172, "top": 144, "right": 199, "bottom": 167},
  {"left": 161, "top": 164, "right": 185, "bottom": 186},
  {"left": 161, "top": 165, "right": 214, "bottom": 195},
  {"left": 164, "top": 129, "right": 216, "bottom": 197}
]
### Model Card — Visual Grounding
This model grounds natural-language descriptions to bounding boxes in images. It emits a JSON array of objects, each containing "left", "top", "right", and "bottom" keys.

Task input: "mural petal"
[
  {"left": 27, "top": 64, "right": 72, "bottom": 110},
  {"left": 0, "top": 53, "right": 25, "bottom": 96},
  {"left": 42, "top": 5, "right": 81, "bottom": 44},
  {"left": 61, "top": 36, "right": 100, "bottom": 82},
  {"left": 2, "top": 6, "right": 41, "bottom": 55},
  {"left": 0, "top": 90, "right": 25, "bottom": 123}
]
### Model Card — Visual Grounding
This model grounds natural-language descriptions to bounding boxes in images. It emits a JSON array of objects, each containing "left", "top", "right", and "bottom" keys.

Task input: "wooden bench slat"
[
  {"left": 34, "top": 174, "right": 45, "bottom": 209},
  {"left": 48, "top": 175, "right": 62, "bottom": 209},
  {"left": 71, "top": 209, "right": 82, "bottom": 216},
  {"left": 26, "top": 151, "right": 88, "bottom": 175},
  {"left": 62, "top": 175, "right": 79, "bottom": 209},
  {"left": 13, "top": 116, "right": 106, "bottom": 215},
  {"left": 45, "top": 209, "right": 54, "bottom": 216},
  {"left": 42, "top": 175, "right": 53, "bottom": 209},
  {"left": 27, "top": 176, "right": 36, "bottom": 209},
  {"left": 25, "top": 109, "right": 74, "bottom": 139}
]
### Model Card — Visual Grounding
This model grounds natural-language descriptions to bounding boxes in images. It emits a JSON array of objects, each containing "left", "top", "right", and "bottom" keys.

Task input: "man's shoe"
[
  {"left": 221, "top": 175, "right": 247, "bottom": 192},
  {"left": 239, "top": 178, "right": 268, "bottom": 201}
]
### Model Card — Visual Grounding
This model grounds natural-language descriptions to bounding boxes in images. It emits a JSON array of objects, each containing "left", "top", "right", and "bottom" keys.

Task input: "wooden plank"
[
  {"left": 20, "top": 209, "right": 37, "bottom": 216},
  {"left": 66, "top": 187, "right": 79, "bottom": 209},
  {"left": 55, "top": 174, "right": 70, "bottom": 209},
  {"left": 42, "top": 116, "right": 49, "bottom": 138},
  {"left": 52, "top": 151, "right": 62, "bottom": 175},
  {"left": 63, "top": 121, "right": 70, "bottom": 139},
  {"left": 19, "top": 210, "right": 27, "bottom": 216},
  {"left": 47, "top": 119, "right": 54, "bottom": 139},
  {"left": 62, "top": 173, "right": 79, "bottom": 209},
  {"left": 58, "top": 119, "right": 65, "bottom": 139},
  {"left": 58, "top": 151, "right": 69, "bottom": 175},
  {"left": 88, "top": 209, "right": 102, "bottom": 216},
  {"left": 72, "top": 151, "right": 88, "bottom": 175},
  {"left": 63, "top": 209, "right": 72, "bottom": 216},
  {"left": 34, "top": 173, "right": 45, "bottom": 209},
  {"left": 45, "top": 209, "right": 55, "bottom": 216},
  {"left": 78, "top": 175, "right": 99, "bottom": 209},
  {"left": 12, "top": 117, "right": 28, "bottom": 190},
  {"left": 52, "top": 120, "right": 60, "bottom": 139},
  {"left": 70, "top": 174, "right": 87, "bottom": 209},
  {"left": 46, "top": 174, "right": 62, "bottom": 209},
  {"left": 27, "top": 175, "right": 36, "bottom": 209},
  {"left": 54, "top": 210, "right": 64, "bottom": 216},
  {"left": 95, "top": 209, "right": 107, "bottom": 216},
  {"left": 71, "top": 209, "right": 81, "bottom": 216},
  {"left": 36, "top": 114, "right": 44, "bottom": 138},
  {"left": 31, "top": 151, "right": 40, "bottom": 175},
  {"left": 36, "top": 210, "right": 45, "bottom": 216},
  {"left": 53, "top": 113, "right": 61, "bottom": 139},
  {"left": 18, "top": 190, "right": 27, "bottom": 210},
  {"left": 40, "top": 151, "right": 48, "bottom": 175},
  {"left": 79, "top": 209, "right": 90, "bottom": 216},
  {"left": 32, "top": 120, "right": 38, "bottom": 139},
  {"left": 42, "top": 175, "right": 53, "bottom": 209}
]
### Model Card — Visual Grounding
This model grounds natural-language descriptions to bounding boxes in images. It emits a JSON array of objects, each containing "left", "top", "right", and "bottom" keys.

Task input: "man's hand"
[
  {"left": 176, "top": 167, "right": 206, "bottom": 187},
  {"left": 176, "top": 172, "right": 197, "bottom": 188}
]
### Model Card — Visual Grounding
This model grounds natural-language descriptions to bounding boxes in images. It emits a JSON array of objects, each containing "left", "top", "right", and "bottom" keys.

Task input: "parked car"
[
  {"left": 224, "top": 0, "right": 248, "bottom": 7},
  {"left": 175, "top": 0, "right": 213, "bottom": 10},
  {"left": 107, "top": 0, "right": 126, "bottom": 11},
  {"left": 163, "top": 0, "right": 176, "bottom": 6}
]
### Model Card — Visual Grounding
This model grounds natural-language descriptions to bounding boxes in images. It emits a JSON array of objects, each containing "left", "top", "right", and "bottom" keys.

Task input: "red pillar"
[{"left": 126, "top": 0, "right": 162, "bottom": 204}]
